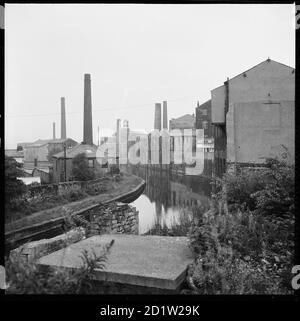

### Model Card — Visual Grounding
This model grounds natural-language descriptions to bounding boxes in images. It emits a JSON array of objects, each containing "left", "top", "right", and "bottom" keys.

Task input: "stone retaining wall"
[
  {"left": 85, "top": 202, "right": 139, "bottom": 235},
  {"left": 9, "top": 202, "right": 139, "bottom": 259}
]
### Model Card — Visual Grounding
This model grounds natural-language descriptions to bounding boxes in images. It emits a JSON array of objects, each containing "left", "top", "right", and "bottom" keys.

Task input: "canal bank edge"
[{"left": 5, "top": 174, "right": 146, "bottom": 251}]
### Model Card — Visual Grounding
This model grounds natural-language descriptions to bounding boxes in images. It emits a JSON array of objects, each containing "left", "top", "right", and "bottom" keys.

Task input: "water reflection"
[{"left": 128, "top": 165, "right": 212, "bottom": 234}]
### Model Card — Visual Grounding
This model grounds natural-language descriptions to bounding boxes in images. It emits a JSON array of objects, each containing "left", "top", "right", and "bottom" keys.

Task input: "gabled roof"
[
  {"left": 212, "top": 58, "right": 295, "bottom": 91},
  {"left": 31, "top": 138, "right": 76, "bottom": 147},
  {"left": 52, "top": 143, "right": 98, "bottom": 159},
  {"left": 170, "top": 114, "right": 195, "bottom": 122},
  {"left": 196, "top": 99, "right": 211, "bottom": 110}
]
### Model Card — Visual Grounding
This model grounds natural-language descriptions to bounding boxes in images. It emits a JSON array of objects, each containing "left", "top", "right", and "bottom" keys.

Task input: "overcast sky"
[{"left": 5, "top": 4, "right": 295, "bottom": 149}]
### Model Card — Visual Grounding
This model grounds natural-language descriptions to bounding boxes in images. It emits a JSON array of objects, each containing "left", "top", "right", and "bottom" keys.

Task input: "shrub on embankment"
[{"left": 184, "top": 159, "right": 295, "bottom": 294}]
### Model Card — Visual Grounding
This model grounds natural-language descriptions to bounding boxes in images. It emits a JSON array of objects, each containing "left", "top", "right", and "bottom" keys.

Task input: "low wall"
[
  {"left": 7, "top": 202, "right": 139, "bottom": 256},
  {"left": 6, "top": 202, "right": 140, "bottom": 253},
  {"left": 84, "top": 202, "right": 139, "bottom": 235},
  {"left": 23, "top": 176, "right": 113, "bottom": 201}
]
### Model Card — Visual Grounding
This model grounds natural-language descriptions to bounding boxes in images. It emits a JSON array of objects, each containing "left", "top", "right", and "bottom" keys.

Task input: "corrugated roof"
[{"left": 52, "top": 143, "right": 98, "bottom": 159}]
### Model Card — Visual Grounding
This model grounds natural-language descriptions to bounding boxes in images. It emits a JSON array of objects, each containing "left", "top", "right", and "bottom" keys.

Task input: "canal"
[{"left": 126, "top": 165, "right": 213, "bottom": 234}]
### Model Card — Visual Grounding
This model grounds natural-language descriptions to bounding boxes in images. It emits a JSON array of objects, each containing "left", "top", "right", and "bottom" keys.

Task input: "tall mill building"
[{"left": 211, "top": 58, "right": 295, "bottom": 176}]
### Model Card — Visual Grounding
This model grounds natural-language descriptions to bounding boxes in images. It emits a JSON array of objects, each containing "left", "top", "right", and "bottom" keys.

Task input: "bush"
[
  {"left": 71, "top": 153, "right": 95, "bottom": 181},
  {"left": 216, "top": 168, "right": 265, "bottom": 211},
  {"left": 187, "top": 207, "right": 294, "bottom": 294},
  {"left": 61, "top": 188, "right": 88, "bottom": 202},
  {"left": 216, "top": 159, "right": 294, "bottom": 218},
  {"left": 187, "top": 247, "right": 285, "bottom": 294},
  {"left": 251, "top": 160, "right": 294, "bottom": 217},
  {"left": 187, "top": 159, "right": 295, "bottom": 294}
]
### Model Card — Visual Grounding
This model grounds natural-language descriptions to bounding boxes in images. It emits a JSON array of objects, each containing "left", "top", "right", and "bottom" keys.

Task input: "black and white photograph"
[{"left": 1, "top": 2, "right": 297, "bottom": 301}]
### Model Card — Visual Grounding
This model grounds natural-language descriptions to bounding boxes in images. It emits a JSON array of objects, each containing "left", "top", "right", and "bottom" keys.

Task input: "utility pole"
[
  {"left": 63, "top": 143, "right": 67, "bottom": 182},
  {"left": 97, "top": 125, "right": 100, "bottom": 147},
  {"left": 116, "top": 119, "right": 121, "bottom": 172}
]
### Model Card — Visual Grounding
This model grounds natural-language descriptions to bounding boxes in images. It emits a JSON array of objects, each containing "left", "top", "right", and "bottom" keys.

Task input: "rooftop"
[
  {"left": 170, "top": 114, "right": 195, "bottom": 122},
  {"left": 5, "top": 149, "right": 24, "bottom": 158},
  {"left": 52, "top": 143, "right": 98, "bottom": 159},
  {"left": 196, "top": 99, "right": 211, "bottom": 110},
  {"left": 212, "top": 58, "right": 295, "bottom": 91},
  {"left": 30, "top": 138, "right": 76, "bottom": 147}
]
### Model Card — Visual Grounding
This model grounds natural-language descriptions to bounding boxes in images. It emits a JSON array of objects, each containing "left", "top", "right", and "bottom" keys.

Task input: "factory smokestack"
[
  {"left": 163, "top": 101, "right": 168, "bottom": 130},
  {"left": 61, "top": 97, "right": 66, "bottom": 139},
  {"left": 83, "top": 74, "right": 93, "bottom": 145},
  {"left": 154, "top": 103, "right": 162, "bottom": 130},
  {"left": 53, "top": 122, "right": 56, "bottom": 140}
]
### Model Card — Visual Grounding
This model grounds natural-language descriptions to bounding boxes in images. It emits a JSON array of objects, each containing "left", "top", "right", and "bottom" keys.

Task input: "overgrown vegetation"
[
  {"left": 71, "top": 153, "right": 95, "bottom": 181},
  {"left": 6, "top": 211, "right": 115, "bottom": 294},
  {"left": 6, "top": 240, "right": 114, "bottom": 294},
  {"left": 184, "top": 159, "right": 295, "bottom": 294},
  {"left": 6, "top": 186, "right": 90, "bottom": 222}
]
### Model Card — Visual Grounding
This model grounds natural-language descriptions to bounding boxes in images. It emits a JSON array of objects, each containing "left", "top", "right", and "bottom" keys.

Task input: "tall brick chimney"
[
  {"left": 61, "top": 97, "right": 66, "bottom": 139},
  {"left": 163, "top": 101, "right": 168, "bottom": 130},
  {"left": 53, "top": 122, "right": 56, "bottom": 140},
  {"left": 83, "top": 74, "right": 93, "bottom": 145},
  {"left": 154, "top": 103, "right": 162, "bottom": 130}
]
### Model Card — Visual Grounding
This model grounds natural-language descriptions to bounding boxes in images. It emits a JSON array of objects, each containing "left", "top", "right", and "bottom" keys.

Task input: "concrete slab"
[{"left": 38, "top": 234, "right": 193, "bottom": 290}]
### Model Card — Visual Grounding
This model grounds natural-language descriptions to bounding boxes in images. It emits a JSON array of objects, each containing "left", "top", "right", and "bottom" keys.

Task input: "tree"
[
  {"left": 16, "top": 145, "right": 23, "bottom": 151},
  {"left": 71, "top": 153, "right": 95, "bottom": 181},
  {"left": 5, "top": 156, "right": 26, "bottom": 202}
]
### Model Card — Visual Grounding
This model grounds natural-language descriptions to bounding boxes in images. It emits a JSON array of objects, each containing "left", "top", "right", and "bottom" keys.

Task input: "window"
[
  {"left": 202, "top": 121, "right": 208, "bottom": 129},
  {"left": 201, "top": 109, "right": 208, "bottom": 116},
  {"left": 88, "top": 159, "right": 94, "bottom": 168}
]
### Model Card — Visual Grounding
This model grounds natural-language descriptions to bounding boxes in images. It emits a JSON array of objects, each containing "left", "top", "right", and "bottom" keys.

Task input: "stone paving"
[{"left": 38, "top": 234, "right": 194, "bottom": 291}]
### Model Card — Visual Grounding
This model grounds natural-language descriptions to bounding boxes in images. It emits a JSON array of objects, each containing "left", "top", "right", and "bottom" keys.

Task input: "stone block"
[
  {"left": 10, "top": 228, "right": 86, "bottom": 261},
  {"left": 39, "top": 234, "right": 193, "bottom": 291}
]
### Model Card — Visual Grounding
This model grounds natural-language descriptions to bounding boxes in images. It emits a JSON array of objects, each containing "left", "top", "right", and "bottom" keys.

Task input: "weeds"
[
  {"left": 6, "top": 240, "right": 114, "bottom": 294},
  {"left": 185, "top": 159, "right": 295, "bottom": 294}
]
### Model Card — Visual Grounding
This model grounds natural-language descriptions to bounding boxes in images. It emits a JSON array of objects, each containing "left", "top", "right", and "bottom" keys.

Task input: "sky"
[{"left": 5, "top": 4, "right": 295, "bottom": 149}]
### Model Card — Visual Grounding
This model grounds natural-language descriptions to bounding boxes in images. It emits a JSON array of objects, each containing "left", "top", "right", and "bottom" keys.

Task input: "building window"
[
  {"left": 88, "top": 159, "right": 94, "bottom": 168},
  {"left": 201, "top": 109, "right": 208, "bottom": 116},
  {"left": 202, "top": 121, "right": 208, "bottom": 129}
]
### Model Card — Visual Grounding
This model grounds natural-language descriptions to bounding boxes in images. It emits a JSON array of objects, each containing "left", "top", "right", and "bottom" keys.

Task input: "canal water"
[{"left": 127, "top": 165, "right": 213, "bottom": 234}]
